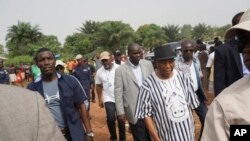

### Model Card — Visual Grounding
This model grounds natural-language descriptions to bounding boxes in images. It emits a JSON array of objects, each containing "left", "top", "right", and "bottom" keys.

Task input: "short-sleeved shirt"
[
  {"left": 135, "top": 69, "right": 199, "bottom": 141},
  {"left": 95, "top": 63, "right": 119, "bottom": 103},
  {"left": 27, "top": 73, "right": 87, "bottom": 141}
]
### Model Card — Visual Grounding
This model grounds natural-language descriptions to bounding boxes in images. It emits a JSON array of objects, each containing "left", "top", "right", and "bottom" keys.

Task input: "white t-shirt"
[
  {"left": 95, "top": 63, "right": 119, "bottom": 103},
  {"left": 206, "top": 52, "right": 214, "bottom": 68},
  {"left": 190, "top": 62, "right": 198, "bottom": 91}
]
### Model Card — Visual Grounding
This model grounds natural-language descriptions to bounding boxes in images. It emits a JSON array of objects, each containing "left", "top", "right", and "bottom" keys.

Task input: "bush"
[{"left": 4, "top": 55, "right": 33, "bottom": 65}]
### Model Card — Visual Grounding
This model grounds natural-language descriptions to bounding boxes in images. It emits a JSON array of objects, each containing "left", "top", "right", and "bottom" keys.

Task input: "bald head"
[
  {"left": 181, "top": 40, "right": 196, "bottom": 49},
  {"left": 127, "top": 43, "right": 142, "bottom": 65},
  {"left": 181, "top": 40, "right": 196, "bottom": 61},
  {"left": 127, "top": 43, "right": 141, "bottom": 54}
]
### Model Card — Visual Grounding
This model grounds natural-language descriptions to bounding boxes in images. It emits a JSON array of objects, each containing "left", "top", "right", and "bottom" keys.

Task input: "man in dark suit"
[{"left": 214, "top": 11, "right": 246, "bottom": 96}]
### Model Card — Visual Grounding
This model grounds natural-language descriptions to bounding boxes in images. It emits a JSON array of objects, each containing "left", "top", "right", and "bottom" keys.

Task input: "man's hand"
[
  {"left": 98, "top": 100, "right": 104, "bottom": 108},
  {"left": 85, "top": 135, "right": 93, "bottom": 141}
]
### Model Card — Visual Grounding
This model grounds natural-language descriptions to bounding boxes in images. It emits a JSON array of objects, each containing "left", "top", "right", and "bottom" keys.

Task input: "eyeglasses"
[{"left": 182, "top": 49, "right": 195, "bottom": 53}]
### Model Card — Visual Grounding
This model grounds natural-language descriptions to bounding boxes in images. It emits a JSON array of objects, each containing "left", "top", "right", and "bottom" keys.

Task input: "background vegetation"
[{"left": 1, "top": 20, "right": 231, "bottom": 65}]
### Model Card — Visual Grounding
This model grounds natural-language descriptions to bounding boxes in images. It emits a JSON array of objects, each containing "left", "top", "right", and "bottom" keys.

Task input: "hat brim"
[
  {"left": 225, "top": 20, "right": 250, "bottom": 40},
  {"left": 100, "top": 57, "right": 110, "bottom": 60},
  {"left": 154, "top": 56, "right": 175, "bottom": 61}
]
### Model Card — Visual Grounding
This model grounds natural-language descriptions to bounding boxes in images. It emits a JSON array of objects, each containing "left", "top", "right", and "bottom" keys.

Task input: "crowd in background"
[{"left": 1, "top": 8, "right": 250, "bottom": 141}]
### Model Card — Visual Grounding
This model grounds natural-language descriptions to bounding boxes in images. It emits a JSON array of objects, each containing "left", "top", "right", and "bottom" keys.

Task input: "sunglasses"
[{"left": 182, "top": 49, "right": 195, "bottom": 53}]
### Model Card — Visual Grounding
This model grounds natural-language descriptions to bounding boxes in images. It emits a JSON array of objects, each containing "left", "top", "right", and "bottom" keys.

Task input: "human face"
[
  {"left": 101, "top": 58, "right": 112, "bottom": 70},
  {"left": 181, "top": 43, "right": 196, "bottom": 61},
  {"left": 76, "top": 58, "right": 83, "bottom": 66},
  {"left": 241, "top": 31, "right": 250, "bottom": 71},
  {"left": 36, "top": 51, "right": 56, "bottom": 77},
  {"left": 128, "top": 45, "right": 142, "bottom": 65},
  {"left": 155, "top": 58, "right": 175, "bottom": 79}
]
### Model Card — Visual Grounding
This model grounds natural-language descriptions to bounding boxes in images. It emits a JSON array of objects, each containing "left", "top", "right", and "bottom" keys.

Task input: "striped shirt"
[{"left": 135, "top": 69, "right": 199, "bottom": 141}]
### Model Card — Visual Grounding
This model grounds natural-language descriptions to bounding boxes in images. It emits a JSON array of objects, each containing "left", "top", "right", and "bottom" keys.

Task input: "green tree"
[
  {"left": 26, "top": 35, "right": 61, "bottom": 57},
  {"left": 64, "top": 33, "right": 93, "bottom": 57},
  {"left": 214, "top": 24, "right": 231, "bottom": 39},
  {"left": 180, "top": 24, "right": 193, "bottom": 40},
  {"left": 136, "top": 24, "right": 167, "bottom": 51},
  {"left": 78, "top": 20, "right": 100, "bottom": 34},
  {"left": 95, "top": 21, "right": 135, "bottom": 52},
  {"left": 192, "top": 23, "right": 209, "bottom": 40},
  {"left": 0, "top": 44, "right": 4, "bottom": 55},
  {"left": 6, "top": 21, "right": 42, "bottom": 56},
  {"left": 162, "top": 24, "right": 181, "bottom": 42}
]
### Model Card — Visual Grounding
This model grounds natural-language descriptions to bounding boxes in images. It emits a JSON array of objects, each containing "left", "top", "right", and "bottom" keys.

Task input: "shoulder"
[
  {"left": 140, "top": 59, "right": 152, "bottom": 65},
  {"left": 216, "top": 75, "right": 250, "bottom": 106},
  {"left": 142, "top": 74, "right": 155, "bottom": 88},
  {"left": 1, "top": 84, "right": 38, "bottom": 99},
  {"left": 116, "top": 63, "right": 127, "bottom": 71},
  {"left": 96, "top": 66, "right": 102, "bottom": 73}
]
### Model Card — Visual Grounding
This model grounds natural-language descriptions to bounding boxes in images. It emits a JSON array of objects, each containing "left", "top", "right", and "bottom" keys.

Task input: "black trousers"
[{"left": 129, "top": 119, "right": 151, "bottom": 141}]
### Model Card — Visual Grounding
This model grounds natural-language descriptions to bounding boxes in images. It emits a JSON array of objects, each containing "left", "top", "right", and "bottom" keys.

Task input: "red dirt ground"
[{"left": 90, "top": 90, "right": 214, "bottom": 141}]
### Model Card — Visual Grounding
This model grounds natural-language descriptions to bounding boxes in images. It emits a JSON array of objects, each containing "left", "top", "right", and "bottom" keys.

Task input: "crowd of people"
[{"left": 1, "top": 8, "right": 250, "bottom": 141}]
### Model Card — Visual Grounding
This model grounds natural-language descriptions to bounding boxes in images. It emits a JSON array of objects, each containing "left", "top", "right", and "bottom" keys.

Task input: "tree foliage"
[
  {"left": 162, "top": 24, "right": 181, "bottom": 42},
  {"left": 6, "top": 21, "right": 42, "bottom": 56},
  {"left": 64, "top": 33, "right": 93, "bottom": 58},
  {"left": 180, "top": 24, "right": 193, "bottom": 40},
  {"left": 192, "top": 23, "right": 210, "bottom": 40},
  {"left": 136, "top": 24, "right": 167, "bottom": 51},
  {"left": 0, "top": 44, "right": 4, "bottom": 55},
  {"left": 4, "top": 20, "right": 234, "bottom": 63},
  {"left": 95, "top": 21, "right": 135, "bottom": 52},
  {"left": 78, "top": 20, "right": 100, "bottom": 34}
]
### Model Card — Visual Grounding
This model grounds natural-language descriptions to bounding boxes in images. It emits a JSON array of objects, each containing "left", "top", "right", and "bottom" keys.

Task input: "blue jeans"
[
  {"left": 104, "top": 102, "right": 126, "bottom": 141},
  {"left": 129, "top": 119, "right": 151, "bottom": 141}
]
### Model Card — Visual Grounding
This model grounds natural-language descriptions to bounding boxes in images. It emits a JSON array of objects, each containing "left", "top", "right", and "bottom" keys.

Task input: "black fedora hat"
[{"left": 154, "top": 44, "right": 176, "bottom": 60}]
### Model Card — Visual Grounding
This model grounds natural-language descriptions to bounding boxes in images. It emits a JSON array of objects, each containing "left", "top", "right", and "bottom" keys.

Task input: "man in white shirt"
[{"left": 95, "top": 51, "right": 125, "bottom": 141}]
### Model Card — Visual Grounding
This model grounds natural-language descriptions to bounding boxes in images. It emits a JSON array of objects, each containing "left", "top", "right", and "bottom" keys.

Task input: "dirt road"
[{"left": 90, "top": 90, "right": 214, "bottom": 141}]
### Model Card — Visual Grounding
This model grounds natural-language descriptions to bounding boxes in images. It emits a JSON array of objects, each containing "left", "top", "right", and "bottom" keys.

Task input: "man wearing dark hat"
[
  {"left": 201, "top": 8, "right": 250, "bottom": 141},
  {"left": 135, "top": 45, "right": 199, "bottom": 141}
]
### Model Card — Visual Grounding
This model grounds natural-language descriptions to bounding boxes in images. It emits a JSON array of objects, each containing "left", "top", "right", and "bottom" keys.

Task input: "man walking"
[
  {"left": 114, "top": 43, "right": 154, "bottom": 141},
  {"left": 95, "top": 51, "right": 126, "bottom": 141},
  {"left": 201, "top": 8, "right": 250, "bottom": 141},
  {"left": 73, "top": 54, "right": 94, "bottom": 104},
  {"left": 135, "top": 45, "right": 199, "bottom": 141},
  {"left": 175, "top": 40, "right": 208, "bottom": 140},
  {"left": 27, "top": 48, "right": 93, "bottom": 141}
]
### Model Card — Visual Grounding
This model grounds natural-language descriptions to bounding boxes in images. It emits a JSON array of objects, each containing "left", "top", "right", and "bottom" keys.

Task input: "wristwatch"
[{"left": 86, "top": 132, "right": 94, "bottom": 137}]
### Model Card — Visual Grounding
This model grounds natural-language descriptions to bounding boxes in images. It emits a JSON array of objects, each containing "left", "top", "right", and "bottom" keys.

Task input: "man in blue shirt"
[
  {"left": 27, "top": 48, "right": 93, "bottom": 141},
  {"left": 73, "top": 55, "right": 94, "bottom": 104},
  {"left": 0, "top": 60, "right": 9, "bottom": 84}
]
